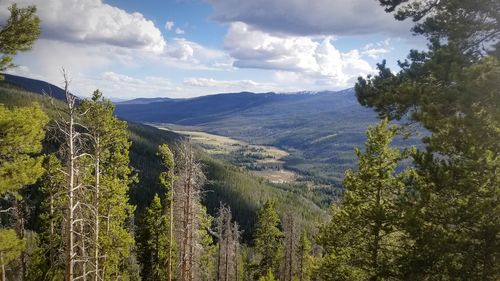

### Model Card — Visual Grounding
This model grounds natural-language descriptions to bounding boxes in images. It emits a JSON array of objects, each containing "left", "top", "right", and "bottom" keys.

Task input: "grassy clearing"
[{"left": 154, "top": 124, "right": 299, "bottom": 183}]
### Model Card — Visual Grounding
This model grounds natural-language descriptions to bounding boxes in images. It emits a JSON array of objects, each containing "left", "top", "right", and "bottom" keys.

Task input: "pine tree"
[
  {"left": 0, "top": 229, "right": 25, "bottom": 281},
  {"left": 253, "top": 199, "right": 283, "bottom": 279},
  {"left": 27, "top": 154, "right": 65, "bottom": 280},
  {"left": 158, "top": 143, "right": 176, "bottom": 281},
  {"left": 318, "top": 119, "right": 410, "bottom": 280},
  {"left": 0, "top": 3, "right": 41, "bottom": 73},
  {"left": 282, "top": 212, "right": 298, "bottom": 281},
  {"left": 356, "top": 1, "right": 499, "bottom": 279},
  {"left": 0, "top": 103, "right": 48, "bottom": 195},
  {"left": 80, "top": 90, "right": 135, "bottom": 280},
  {"left": 198, "top": 205, "right": 216, "bottom": 281},
  {"left": 0, "top": 103, "right": 48, "bottom": 280},
  {"left": 295, "top": 229, "right": 312, "bottom": 281},
  {"left": 137, "top": 194, "right": 170, "bottom": 281}
]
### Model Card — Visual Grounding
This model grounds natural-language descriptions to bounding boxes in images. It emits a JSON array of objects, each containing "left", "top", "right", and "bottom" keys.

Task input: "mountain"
[
  {"left": 117, "top": 97, "right": 176, "bottom": 105},
  {"left": 1, "top": 73, "right": 68, "bottom": 100},
  {"left": 114, "top": 89, "right": 390, "bottom": 184},
  {"left": 115, "top": 89, "right": 422, "bottom": 184}
]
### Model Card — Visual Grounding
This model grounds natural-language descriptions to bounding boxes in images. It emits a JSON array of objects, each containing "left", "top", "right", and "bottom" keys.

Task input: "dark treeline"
[{"left": 1, "top": 0, "right": 499, "bottom": 280}]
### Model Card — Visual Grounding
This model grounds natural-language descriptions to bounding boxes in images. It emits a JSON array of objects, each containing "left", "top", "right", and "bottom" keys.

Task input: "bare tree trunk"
[
  {"left": 80, "top": 220, "right": 87, "bottom": 281},
  {"left": 64, "top": 77, "right": 76, "bottom": 281},
  {"left": 217, "top": 228, "right": 222, "bottom": 281},
  {"left": 174, "top": 143, "right": 206, "bottom": 281},
  {"left": 93, "top": 138, "right": 100, "bottom": 281},
  {"left": 233, "top": 222, "right": 240, "bottom": 281},
  {"left": 224, "top": 221, "right": 230, "bottom": 281},
  {"left": 49, "top": 190, "right": 56, "bottom": 265}
]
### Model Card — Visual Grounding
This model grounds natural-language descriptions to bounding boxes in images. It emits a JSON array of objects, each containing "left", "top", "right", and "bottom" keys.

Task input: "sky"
[{"left": 0, "top": 0, "right": 427, "bottom": 99}]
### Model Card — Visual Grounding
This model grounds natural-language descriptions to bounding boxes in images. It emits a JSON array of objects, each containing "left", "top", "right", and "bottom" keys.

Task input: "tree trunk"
[
  {"left": 94, "top": 138, "right": 100, "bottom": 281},
  {"left": 65, "top": 95, "right": 75, "bottom": 281},
  {"left": 224, "top": 222, "right": 230, "bottom": 281}
]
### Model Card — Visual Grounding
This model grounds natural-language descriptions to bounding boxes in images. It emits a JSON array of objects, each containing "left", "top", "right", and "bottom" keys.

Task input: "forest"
[{"left": 0, "top": 0, "right": 498, "bottom": 280}]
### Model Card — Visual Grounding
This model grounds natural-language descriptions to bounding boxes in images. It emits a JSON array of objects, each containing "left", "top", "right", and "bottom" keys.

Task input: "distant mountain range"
[
  {"left": 114, "top": 89, "right": 388, "bottom": 183},
  {"left": 117, "top": 97, "right": 177, "bottom": 104},
  {"left": 1, "top": 73, "right": 417, "bottom": 184}
]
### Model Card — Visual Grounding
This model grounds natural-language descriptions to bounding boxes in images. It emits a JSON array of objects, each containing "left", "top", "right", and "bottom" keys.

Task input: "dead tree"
[
  {"left": 174, "top": 143, "right": 206, "bottom": 281},
  {"left": 216, "top": 204, "right": 241, "bottom": 281},
  {"left": 56, "top": 71, "right": 94, "bottom": 281}
]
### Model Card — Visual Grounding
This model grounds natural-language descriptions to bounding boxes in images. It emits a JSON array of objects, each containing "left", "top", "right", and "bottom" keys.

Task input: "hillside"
[
  {"left": 0, "top": 78, "right": 326, "bottom": 241},
  {"left": 115, "top": 89, "right": 381, "bottom": 184},
  {"left": 115, "top": 90, "right": 423, "bottom": 184}
]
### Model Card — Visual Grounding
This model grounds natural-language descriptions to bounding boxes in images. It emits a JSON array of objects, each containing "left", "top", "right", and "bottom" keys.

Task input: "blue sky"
[{"left": 1, "top": 0, "right": 427, "bottom": 99}]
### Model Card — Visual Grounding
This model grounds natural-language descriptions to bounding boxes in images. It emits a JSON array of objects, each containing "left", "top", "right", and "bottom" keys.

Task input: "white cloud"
[
  {"left": 175, "top": 27, "right": 185, "bottom": 35},
  {"left": 164, "top": 38, "right": 233, "bottom": 69},
  {"left": 184, "top": 77, "right": 257, "bottom": 88},
  {"left": 208, "top": 0, "right": 411, "bottom": 36},
  {"left": 225, "top": 22, "right": 374, "bottom": 87},
  {"left": 362, "top": 48, "right": 390, "bottom": 59},
  {"left": 361, "top": 39, "right": 392, "bottom": 59},
  {"left": 70, "top": 72, "right": 178, "bottom": 99},
  {"left": 0, "top": 0, "right": 166, "bottom": 53},
  {"left": 165, "top": 20, "right": 174, "bottom": 31}
]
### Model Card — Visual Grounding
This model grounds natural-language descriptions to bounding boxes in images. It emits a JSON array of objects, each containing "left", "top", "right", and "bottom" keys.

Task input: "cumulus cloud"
[
  {"left": 225, "top": 22, "right": 374, "bottom": 87},
  {"left": 208, "top": 0, "right": 411, "bottom": 36},
  {"left": 0, "top": 0, "right": 166, "bottom": 52},
  {"left": 164, "top": 38, "right": 232, "bottom": 69}
]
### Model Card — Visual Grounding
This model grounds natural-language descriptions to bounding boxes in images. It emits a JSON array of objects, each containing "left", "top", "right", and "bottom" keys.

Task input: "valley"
[{"left": 154, "top": 124, "right": 298, "bottom": 183}]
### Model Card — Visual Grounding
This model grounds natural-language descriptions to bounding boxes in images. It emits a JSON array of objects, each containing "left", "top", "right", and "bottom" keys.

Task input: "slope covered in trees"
[{"left": 0, "top": 78, "right": 325, "bottom": 280}]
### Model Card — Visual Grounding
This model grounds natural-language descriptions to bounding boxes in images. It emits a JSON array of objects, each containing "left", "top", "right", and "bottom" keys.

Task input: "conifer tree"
[
  {"left": 0, "top": 3, "right": 41, "bottom": 73},
  {"left": 158, "top": 143, "right": 176, "bottom": 281},
  {"left": 27, "top": 154, "right": 65, "bottom": 280},
  {"left": 0, "top": 104, "right": 48, "bottom": 195},
  {"left": 282, "top": 212, "right": 298, "bottom": 281},
  {"left": 80, "top": 90, "right": 135, "bottom": 280},
  {"left": 318, "top": 119, "right": 409, "bottom": 280},
  {"left": 137, "top": 194, "right": 170, "bottom": 281},
  {"left": 0, "top": 103, "right": 48, "bottom": 279},
  {"left": 295, "top": 229, "right": 312, "bottom": 281},
  {"left": 198, "top": 205, "right": 216, "bottom": 281},
  {"left": 253, "top": 199, "right": 283, "bottom": 279},
  {"left": 356, "top": 1, "right": 499, "bottom": 279}
]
